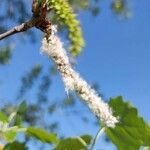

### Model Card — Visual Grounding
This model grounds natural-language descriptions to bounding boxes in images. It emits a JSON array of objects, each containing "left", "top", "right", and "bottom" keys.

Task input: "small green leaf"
[
  {"left": 14, "top": 101, "right": 27, "bottom": 126},
  {"left": 0, "top": 46, "right": 11, "bottom": 65},
  {"left": 17, "top": 101, "right": 27, "bottom": 114},
  {"left": 26, "top": 127, "right": 59, "bottom": 144},
  {"left": 4, "top": 141, "right": 27, "bottom": 150},
  {"left": 80, "top": 135, "right": 92, "bottom": 145},
  {"left": 106, "top": 96, "right": 150, "bottom": 150},
  {"left": 4, "top": 131, "right": 17, "bottom": 142},
  {"left": 0, "top": 111, "right": 8, "bottom": 122},
  {"left": 54, "top": 135, "right": 92, "bottom": 150}
]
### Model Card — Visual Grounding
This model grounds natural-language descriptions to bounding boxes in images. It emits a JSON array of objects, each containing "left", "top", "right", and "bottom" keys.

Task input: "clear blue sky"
[{"left": 0, "top": 0, "right": 150, "bottom": 149}]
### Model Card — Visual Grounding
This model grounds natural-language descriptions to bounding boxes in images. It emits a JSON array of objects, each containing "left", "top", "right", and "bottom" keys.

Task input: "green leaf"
[
  {"left": 0, "top": 111, "right": 8, "bottom": 122},
  {"left": 0, "top": 46, "right": 11, "bottom": 65},
  {"left": 4, "top": 141, "right": 27, "bottom": 150},
  {"left": 17, "top": 101, "right": 27, "bottom": 114},
  {"left": 106, "top": 96, "right": 150, "bottom": 150},
  {"left": 54, "top": 135, "right": 92, "bottom": 150},
  {"left": 14, "top": 101, "right": 27, "bottom": 126},
  {"left": 80, "top": 135, "right": 92, "bottom": 145},
  {"left": 26, "top": 127, "right": 59, "bottom": 144},
  {"left": 4, "top": 131, "right": 17, "bottom": 142}
]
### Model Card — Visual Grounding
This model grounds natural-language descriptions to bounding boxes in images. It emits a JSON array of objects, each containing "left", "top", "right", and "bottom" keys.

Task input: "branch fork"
[{"left": 0, "top": 0, "right": 51, "bottom": 40}]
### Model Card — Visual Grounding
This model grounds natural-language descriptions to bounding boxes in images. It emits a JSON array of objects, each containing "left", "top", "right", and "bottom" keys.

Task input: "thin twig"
[
  {"left": 0, "top": 18, "right": 40, "bottom": 40},
  {"left": 90, "top": 127, "right": 105, "bottom": 150},
  {"left": 0, "top": 0, "right": 51, "bottom": 41}
]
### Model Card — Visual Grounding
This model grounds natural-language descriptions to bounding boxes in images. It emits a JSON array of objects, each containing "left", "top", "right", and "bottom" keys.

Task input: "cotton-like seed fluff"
[{"left": 41, "top": 26, "right": 118, "bottom": 128}]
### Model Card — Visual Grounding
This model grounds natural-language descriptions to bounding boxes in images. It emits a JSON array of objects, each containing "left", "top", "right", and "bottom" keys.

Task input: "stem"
[
  {"left": 77, "top": 137, "right": 87, "bottom": 147},
  {"left": 0, "top": 17, "right": 51, "bottom": 40},
  {"left": 0, "top": 19, "right": 38, "bottom": 40},
  {"left": 90, "top": 127, "right": 105, "bottom": 150}
]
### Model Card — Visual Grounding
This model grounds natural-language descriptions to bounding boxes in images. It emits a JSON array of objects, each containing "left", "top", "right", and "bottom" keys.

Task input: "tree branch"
[
  {"left": 0, "top": 16, "right": 51, "bottom": 41},
  {"left": 0, "top": 18, "right": 40, "bottom": 40},
  {"left": 0, "top": 0, "right": 51, "bottom": 41}
]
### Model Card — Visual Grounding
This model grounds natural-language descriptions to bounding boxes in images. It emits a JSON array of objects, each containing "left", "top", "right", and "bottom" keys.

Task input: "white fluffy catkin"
[{"left": 41, "top": 26, "right": 118, "bottom": 128}]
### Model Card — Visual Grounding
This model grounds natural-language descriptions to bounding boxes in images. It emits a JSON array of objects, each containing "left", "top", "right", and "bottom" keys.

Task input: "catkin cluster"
[{"left": 41, "top": 26, "right": 118, "bottom": 128}]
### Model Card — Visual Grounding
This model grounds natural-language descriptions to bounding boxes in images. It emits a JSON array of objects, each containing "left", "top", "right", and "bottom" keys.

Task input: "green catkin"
[{"left": 47, "top": 0, "right": 85, "bottom": 56}]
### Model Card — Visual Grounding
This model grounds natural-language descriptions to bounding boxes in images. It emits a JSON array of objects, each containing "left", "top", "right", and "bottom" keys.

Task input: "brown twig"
[
  {"left": 0, "top": 17, "right": 51, "bottom": 41},
  {"left": 0, "top": 0, "right": 51, "bottom": 41},
  {"left": 0, "top": 18, "right": 38, "bottom": 40}
]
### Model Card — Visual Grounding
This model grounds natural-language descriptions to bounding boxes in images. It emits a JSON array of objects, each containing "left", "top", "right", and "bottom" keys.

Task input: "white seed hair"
[{"left": 41, "top": 26, "right": 118, "bottom": 128}]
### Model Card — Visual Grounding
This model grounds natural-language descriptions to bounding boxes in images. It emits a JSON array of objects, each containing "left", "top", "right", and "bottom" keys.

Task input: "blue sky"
[
  {"left": 0, "top": 0, "right": 150, "bottom": 149},
  {"left": 79, "top": 0, "right": 150, "bottom": 121}
]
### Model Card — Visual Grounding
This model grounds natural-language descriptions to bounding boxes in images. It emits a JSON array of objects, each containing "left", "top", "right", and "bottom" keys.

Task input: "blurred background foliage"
[{"left": 0, "top": 0, "right": 130, "bottom": 149}]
